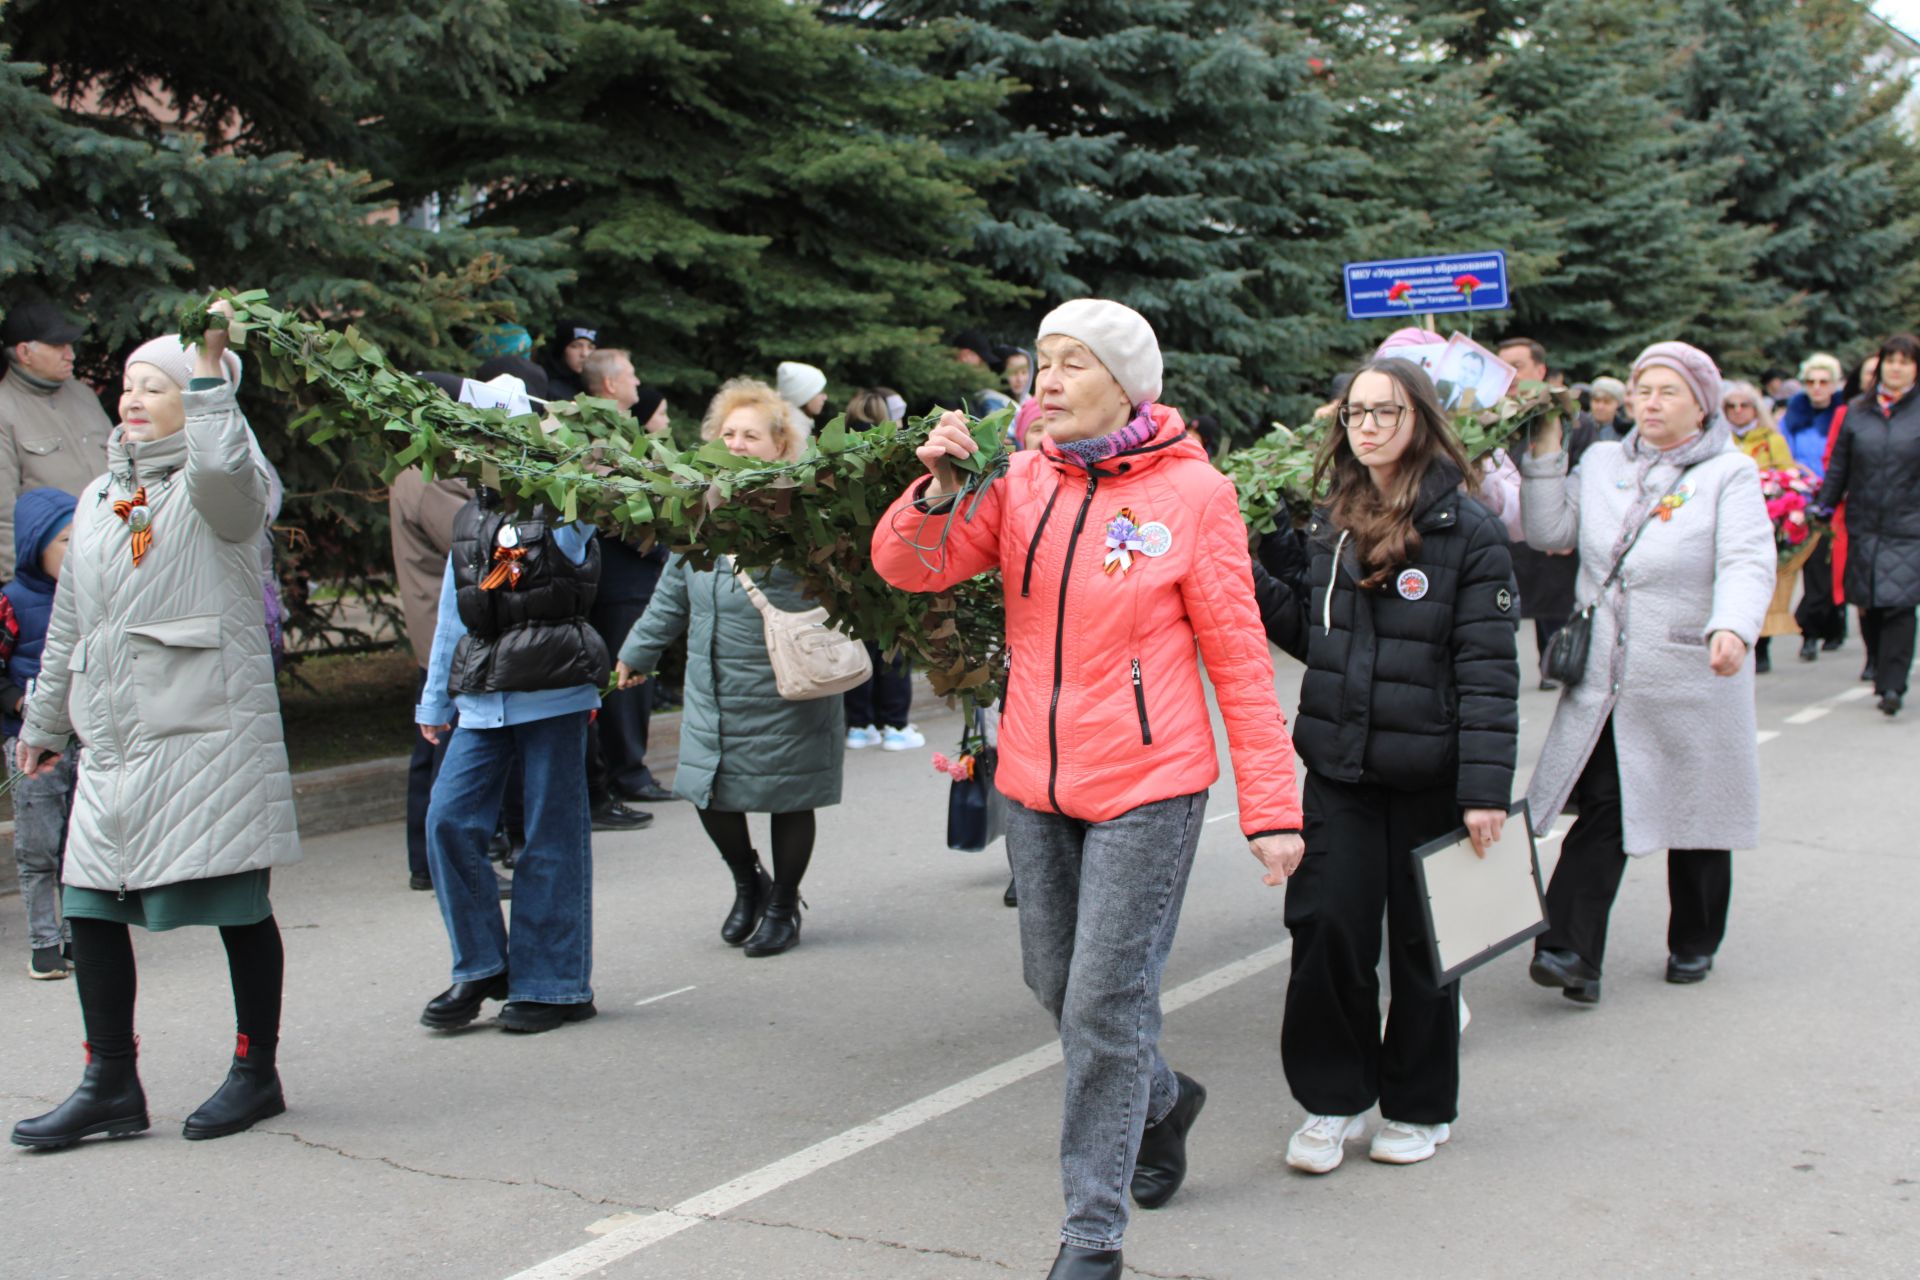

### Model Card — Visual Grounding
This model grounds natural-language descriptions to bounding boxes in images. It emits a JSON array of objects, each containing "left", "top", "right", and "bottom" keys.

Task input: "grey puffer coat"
[
  {"left": 22, "top": 381, "right": 300, "bottom": 892},
  {"left": 1519, "top": 421, "right": 1774, "bottom": 855},
  {"left": 619, "top": 555, "right": 844, "bottom": 812},
  {"left": 1817, "top": 389, "right": 1920, "bottom": 608}
]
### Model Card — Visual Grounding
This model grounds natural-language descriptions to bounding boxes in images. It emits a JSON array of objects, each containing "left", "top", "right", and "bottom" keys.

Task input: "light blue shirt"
[{"left": 415, "top": 521, "right": 601, "bottom": 729}]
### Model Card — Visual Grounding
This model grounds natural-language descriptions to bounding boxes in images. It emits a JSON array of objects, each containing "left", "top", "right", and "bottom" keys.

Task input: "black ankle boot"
[
  {"left": 183, "top": 1036, "right": 286, "bottom": 1141},
  {"left": 721, "top": 855, "right": 773, "bottom": 946},
  {"left": 1046, "top": 1244, "right": 1122, "bottom": 1280},
  {"left": 1132, "top": 1072, "right": 1207, "bottom": 1209},
  {"left": 743, "top": 884, "right": 802, "bottom": 957},
  {"left": 11, "top": 1043, "right": 149, "bottom": 1150}
]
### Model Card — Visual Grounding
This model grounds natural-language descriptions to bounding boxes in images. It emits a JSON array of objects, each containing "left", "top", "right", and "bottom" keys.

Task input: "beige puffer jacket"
[{"left": 22, "top": 380, "right": 300, "bottom": 892}]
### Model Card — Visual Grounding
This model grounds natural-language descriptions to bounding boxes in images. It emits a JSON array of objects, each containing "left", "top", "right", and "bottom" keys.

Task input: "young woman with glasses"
[{"left": 1251, "top": 357, "right": 1519, "bottom": 1174}]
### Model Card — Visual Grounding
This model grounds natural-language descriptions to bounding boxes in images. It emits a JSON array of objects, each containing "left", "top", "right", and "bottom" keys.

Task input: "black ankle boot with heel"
[
  {"left": 183, "top": 1035, "right": 285, "bottom": 1141},
  {"left": 721, "top": 855, "right": 773, "bottom": 946},
  {"left": 743, "top": 884, "right": 803, "bottom": 957},
  {"left": 11, "top": 1043, "right": 149, "bottom": 1150}
]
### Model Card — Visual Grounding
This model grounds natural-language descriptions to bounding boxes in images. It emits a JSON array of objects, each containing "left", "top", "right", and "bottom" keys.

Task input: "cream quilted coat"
[{"left": 22, "top": 381, "right": 300, "bottom": 892}]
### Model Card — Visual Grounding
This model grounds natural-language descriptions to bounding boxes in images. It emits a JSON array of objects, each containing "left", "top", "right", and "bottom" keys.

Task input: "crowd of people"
[{"left": 0, "top": 287, "right": 1914, "bottom": 1280}]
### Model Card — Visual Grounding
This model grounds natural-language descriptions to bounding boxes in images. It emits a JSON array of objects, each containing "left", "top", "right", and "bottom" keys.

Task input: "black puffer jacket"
[
  {"left": 1254, "top": 465, "right": 1520, "bottom": 808},
  {"left": 1819, "top": 388, "right": 1920, "bottom": 608}
]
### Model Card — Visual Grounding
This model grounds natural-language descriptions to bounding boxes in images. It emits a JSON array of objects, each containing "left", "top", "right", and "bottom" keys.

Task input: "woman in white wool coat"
[
  {"left": 11, "top": 303, "right": 299, "bottom": 1153},
  {"left": 1518, "top": 341, "right": 1774, "bottom": 1004}
]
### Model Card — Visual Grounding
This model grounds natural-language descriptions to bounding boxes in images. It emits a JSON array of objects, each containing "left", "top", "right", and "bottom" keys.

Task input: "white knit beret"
[
  {"left": 1036, "top": 299, "right": 1163, "bottom": 406},
  {"left": 124, "top": 333, "right": 243, "bottom": 389},
  {"left": 776, "top": 361, "right": 827, "bottom": 408}
]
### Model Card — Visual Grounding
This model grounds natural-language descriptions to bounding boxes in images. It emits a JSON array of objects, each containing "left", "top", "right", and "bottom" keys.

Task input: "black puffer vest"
[{"left": 447, "top": 496, "right": 610, "bottom": 695}]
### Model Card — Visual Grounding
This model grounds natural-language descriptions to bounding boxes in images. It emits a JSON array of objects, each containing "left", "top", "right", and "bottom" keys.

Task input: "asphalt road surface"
[{"left": 3, "top": 640, "right": 1913, "bottom": 1279}]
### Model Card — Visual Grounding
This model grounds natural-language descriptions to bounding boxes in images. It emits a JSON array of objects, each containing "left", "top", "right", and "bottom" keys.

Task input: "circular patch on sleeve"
[
  {"left": 1138, "top": 521, "right": 1173, "bottom": 558},
  {"left": 1396, "top": 568, "right": 1431, "bottom": 601}
]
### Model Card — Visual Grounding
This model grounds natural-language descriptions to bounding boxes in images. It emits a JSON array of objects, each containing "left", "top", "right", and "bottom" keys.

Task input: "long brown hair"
[{"left": 1312, "top": 358, "right": 1477, "bottom": 588}]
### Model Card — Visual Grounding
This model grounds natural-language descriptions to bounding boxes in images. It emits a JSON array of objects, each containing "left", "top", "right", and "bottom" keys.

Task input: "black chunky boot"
[
  {"left": 11, "top": 1043, "right": 149, "bottom": 1150},
  {"left": 743, "top": 884, "right": 802, "bottom": 957},
  {"left": 1046, "top": 1244, "right": 1122, "bottom": 1280},
  {"left": 183, "top": 1036, "right": 286, "bottom": 1141},
  {"left": 1131, "top": 1072, "right": 1207, "bottom": 1209},
  {"left": 721, "top": 855, "right": 773, "bottom": 946}
]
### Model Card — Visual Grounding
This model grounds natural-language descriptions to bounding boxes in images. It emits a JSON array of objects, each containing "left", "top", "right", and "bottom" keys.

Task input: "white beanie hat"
[
  {"left": 776, "top": 361, "right": 827, "bottom": 409},
  {"left": 125, "top": 333, "right": 243, "bottom": 390},
  {"left": 1036, "top": 299, "right": 1162, "bottom": 406}
]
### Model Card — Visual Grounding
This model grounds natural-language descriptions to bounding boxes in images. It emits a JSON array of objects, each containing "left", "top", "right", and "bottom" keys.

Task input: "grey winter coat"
[
  {"left": 619, "top": 555, "right": 844, "bottom": 812},
  {"left": 1519, "top": 421, "right": 1774, "bottom": 855},
  {"left": 22, "top": 380, "right": 300, "bottom": 892},
  {"left": 1817, "top": 389, "right": 1920, "bottom": 608}
]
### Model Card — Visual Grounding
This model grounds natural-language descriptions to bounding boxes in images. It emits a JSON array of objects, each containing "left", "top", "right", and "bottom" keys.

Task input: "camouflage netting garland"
[{"left": 181, "top": 293, "right": 1556, "bottom": 714}]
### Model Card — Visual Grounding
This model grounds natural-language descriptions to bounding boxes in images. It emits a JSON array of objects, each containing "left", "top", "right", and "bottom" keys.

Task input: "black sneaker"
[
  {"left": 590, "top": 799, "right": 654, "bottom": 832},
  {"left": 1879, "top": 692, "right": 1902, "bottom": 717},
  {"left": 28, "top": 947, "right": 71, "bottom": 980}
]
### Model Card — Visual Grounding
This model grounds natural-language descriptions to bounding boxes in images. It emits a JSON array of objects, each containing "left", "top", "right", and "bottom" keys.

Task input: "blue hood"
[{"left": 12, "top": 486, "right": 76, "bottom": 590}]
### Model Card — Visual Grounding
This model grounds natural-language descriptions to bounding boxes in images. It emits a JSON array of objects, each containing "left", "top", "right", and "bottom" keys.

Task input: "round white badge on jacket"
[
  {"left": 1396, "top": 568, "right": 1430, "bottom": 601},
  {"left": 1138, "top": 522, "right": 1172, "bottom": 557}
]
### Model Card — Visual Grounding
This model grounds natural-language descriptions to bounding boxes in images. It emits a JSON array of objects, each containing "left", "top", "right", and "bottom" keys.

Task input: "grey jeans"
[
  {"left": 1006, "top": 789, "right": 1207, "bottom": 1251},
  {"left": 5, "top": 736, "right": 76, "bottom": 951}
]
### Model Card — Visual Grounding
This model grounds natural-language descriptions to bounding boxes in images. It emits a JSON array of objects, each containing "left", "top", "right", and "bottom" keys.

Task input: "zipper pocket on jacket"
[
  {"left": 1131, "top": 658, "right": 1152, "bottom": 745},
  {"left": 1021, "top": 483, "right": 1064, "bottom": 598}
]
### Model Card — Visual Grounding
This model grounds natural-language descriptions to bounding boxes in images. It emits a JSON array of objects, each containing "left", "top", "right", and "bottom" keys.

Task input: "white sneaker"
[
  {"left": 1369, "top": 1119, "right": 1451, "bottom": 1165},
  {"left": 1286, "top": 1113, "right": 1366, "bottom": 1174},
  {"left": 880, "top": 724, "right": 926, "bottom": 751},
  {"left": 846, "top": 725, "right": 882, "bottom": 750}
]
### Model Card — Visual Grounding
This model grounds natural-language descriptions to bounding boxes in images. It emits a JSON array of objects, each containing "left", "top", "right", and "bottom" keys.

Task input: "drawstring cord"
[{"left": 1322, "top": 529, "right": 1350, "bottom": 634}]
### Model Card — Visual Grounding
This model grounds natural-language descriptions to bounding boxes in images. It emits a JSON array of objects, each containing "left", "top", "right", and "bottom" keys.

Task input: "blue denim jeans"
[
  {"left": 426, "top": 712, "right": 592, "bottom": 1003},
  {"left": 6, "top": 735, "right": 76, "bottom": 951},
  {"left": 1006, "top": 790, "right": 1207, "bottom": 1251}
]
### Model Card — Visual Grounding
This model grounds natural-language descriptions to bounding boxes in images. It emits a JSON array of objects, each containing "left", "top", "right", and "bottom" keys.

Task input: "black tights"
[
  {"left": 697, "top": 809, "right": 815, "bottom": 889},
  {"left": 69, "top": 915, "right": 284, "bottom": 1061}
]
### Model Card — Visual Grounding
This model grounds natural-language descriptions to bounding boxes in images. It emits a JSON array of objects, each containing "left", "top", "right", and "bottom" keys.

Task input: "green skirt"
[{"left": 65, "top": 870, "right": 272, "bottom": 932}]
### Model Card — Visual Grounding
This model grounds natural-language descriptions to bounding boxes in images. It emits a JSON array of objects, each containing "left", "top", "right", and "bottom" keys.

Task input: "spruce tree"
[
  {"left": 387, "top": 0, "right": 1019, "bottom": 405},
  {"left": 852, "top": 0, "right": 1375, "bottom": 436}
]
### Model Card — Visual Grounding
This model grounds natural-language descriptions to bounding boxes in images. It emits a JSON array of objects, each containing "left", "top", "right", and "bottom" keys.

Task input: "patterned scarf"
[{"left": 1056, "top": 403, "right": 1156, "bottom": 469}]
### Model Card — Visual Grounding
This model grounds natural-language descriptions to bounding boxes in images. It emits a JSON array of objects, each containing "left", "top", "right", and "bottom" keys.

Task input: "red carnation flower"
[
  {"left": 1308, "top": 57, "right": 1327, "bottom": 74},
  {"left": 1454, "top": 273, "right": 1483, "bottom": 294},
  {"left": 1387, "top": 281, "right": 1412, "bottom": 302}
]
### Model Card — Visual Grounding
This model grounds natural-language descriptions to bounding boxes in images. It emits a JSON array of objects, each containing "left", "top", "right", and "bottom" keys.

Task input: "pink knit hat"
[
  {"left": 1631, "top": 341, "right": 1720, "bottom": 414},
  {"left": 1374, "top": 326, "right": 1443, "bottom": 358}
]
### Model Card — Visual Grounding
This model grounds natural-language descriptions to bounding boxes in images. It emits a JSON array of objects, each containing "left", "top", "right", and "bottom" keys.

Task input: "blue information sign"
[{"left": 1343, "top": 251, "right": 1509, "bottom": 320}]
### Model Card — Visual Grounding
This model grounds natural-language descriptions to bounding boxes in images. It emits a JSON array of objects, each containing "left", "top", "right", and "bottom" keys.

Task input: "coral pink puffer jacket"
[{"left": 873, "top": 406, "right": 1302, "bottom": 836}]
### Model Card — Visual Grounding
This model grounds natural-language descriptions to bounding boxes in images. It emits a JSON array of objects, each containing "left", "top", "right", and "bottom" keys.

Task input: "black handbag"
[
  {"left": 1542, "top": 466, "right": 1695, "bottom": 687},
  {"left": 945, "top": 708, "right": 1007, "bottom": 852}
]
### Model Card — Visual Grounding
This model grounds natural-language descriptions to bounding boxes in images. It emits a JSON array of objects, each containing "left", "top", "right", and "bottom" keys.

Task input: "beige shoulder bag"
[{"left": 730, "top": 561, "right": 874, "bottom": 700}]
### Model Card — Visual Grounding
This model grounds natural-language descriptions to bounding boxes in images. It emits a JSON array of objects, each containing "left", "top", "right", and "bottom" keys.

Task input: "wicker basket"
[{"left": 1762, "top": 532, "right": 1823, "bottom": 638}]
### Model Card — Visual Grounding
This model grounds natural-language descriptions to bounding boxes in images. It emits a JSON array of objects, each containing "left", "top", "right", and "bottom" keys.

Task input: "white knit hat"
[
  {"left": 124, "top": 333, "right": 243, "bottom": 389},
  {"left": 1036, "top": 299, "right": 1163, "bottom": 406},
  {"left": 776, "top": 361, "right": 827, "bottom": 408}
]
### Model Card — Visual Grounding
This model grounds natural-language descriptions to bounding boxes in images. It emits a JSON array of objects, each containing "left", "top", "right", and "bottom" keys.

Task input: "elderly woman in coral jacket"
[{"left": 873, "top": 300, "right": 1303, "bottom": 1280}]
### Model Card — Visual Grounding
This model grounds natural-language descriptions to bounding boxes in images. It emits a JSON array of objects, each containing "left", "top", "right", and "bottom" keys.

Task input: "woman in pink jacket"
[{"left": 873, "top": 300, "right": 1304, "bottom": 1280}]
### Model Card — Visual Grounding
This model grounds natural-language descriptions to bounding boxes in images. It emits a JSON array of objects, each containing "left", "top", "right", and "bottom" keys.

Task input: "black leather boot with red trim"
[
  {"left": 182, "top": 1034, "right": 286, "bottom": 1141},
  {"left": 10, "top": 1042, "right": 150, "bottom": 1150}
]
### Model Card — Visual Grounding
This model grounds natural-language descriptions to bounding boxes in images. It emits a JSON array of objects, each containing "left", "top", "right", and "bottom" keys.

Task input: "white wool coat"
[{"left": 1519, "top": 422, "right": 1775, "bottom": 855}]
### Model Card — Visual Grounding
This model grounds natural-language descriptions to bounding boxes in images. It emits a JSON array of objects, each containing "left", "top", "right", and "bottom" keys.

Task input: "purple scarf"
[{"left": 1056, "top": 404, "right": 1156, "bottom": 468}]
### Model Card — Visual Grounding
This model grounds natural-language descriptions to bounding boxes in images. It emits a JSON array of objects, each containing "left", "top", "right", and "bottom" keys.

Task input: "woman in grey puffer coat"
[
  {"left": 1518, "top": 342, "right": 1774, "bottom": 1005},
  {"left": 11, "top": 304, "right": 300, "bottom": 1152},
  {"left": 614, "top": 378, "right": 843, "bottom": 958}
]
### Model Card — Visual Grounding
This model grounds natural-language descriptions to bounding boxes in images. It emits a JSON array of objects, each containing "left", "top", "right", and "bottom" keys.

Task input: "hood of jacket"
[{"left": 11, "top": 487, "right": 76, "bottom": 591}]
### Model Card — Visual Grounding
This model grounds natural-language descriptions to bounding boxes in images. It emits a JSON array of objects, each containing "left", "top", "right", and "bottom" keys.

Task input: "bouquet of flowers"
[{"left": 1757, "top": 467, "right": 1822, "bottom": 565}]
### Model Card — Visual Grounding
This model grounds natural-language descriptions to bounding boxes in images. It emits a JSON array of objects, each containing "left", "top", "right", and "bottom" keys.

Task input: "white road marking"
[
  {"left": 633, "top": 985, "right": 697, "bottom": 1008},
  {"left": 1784, "top": 705, "right": 1831, "bottom": 725},
  {"left": 1835, "top": 686, "right": 1873, "bottom": 703},
  {"left": 1204, "top": 810, "right": 1240, "bottom": 825},
  {"left": 512, "top": 942, "right": 1295, "bottom": 1280},
  {"left": 1756, "top": 730, "right": 1781, "bottom": 745}
]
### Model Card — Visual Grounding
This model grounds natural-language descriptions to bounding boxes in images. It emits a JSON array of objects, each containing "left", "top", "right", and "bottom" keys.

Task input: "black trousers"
[
  {"left": 1859, "top": 606, "right": 1917, "bottom": 697},
  {"left": 1539, "top": 719, "right": 1731, "bottom": 971},
  {"left": 1793, "top": 541, "right": 1846, "bottom": 642},
  {"left": 843, "top": 643, "right": 913, "bottom": 731},
  {"left": 1282, "top": 775, "right": 1460, "bottom": 1125},
  {"left": 587, "top": 595, "right": 658, "bottom": 798},
  {"left": 407, "top": 668, "right": 453, "bottom": 878}
]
